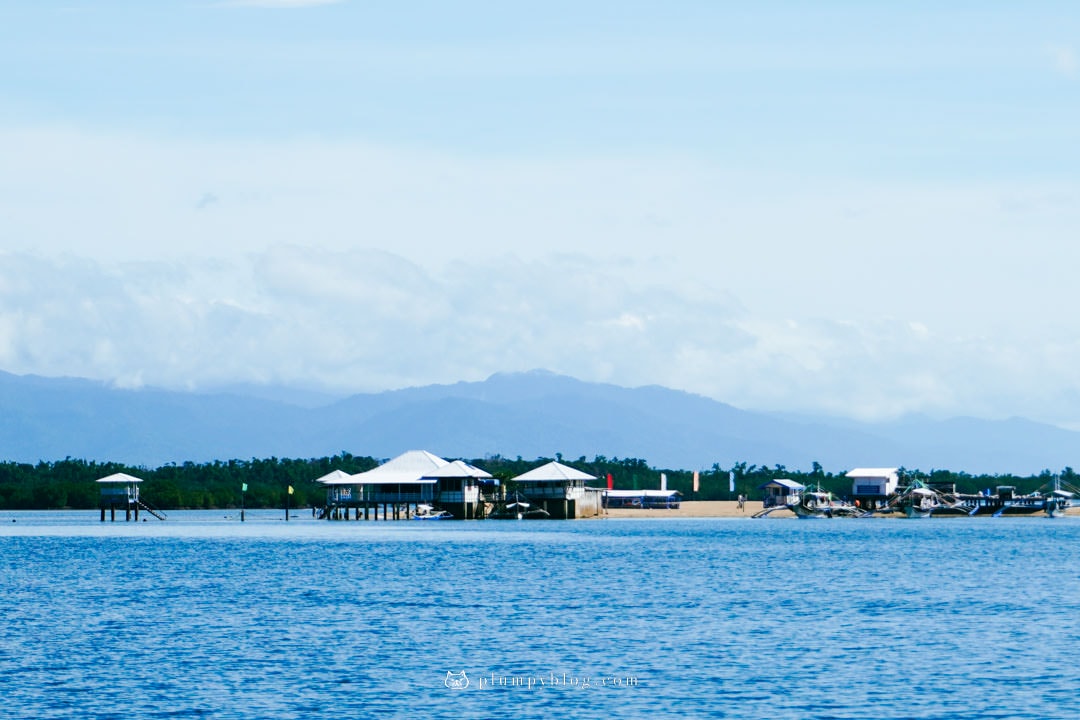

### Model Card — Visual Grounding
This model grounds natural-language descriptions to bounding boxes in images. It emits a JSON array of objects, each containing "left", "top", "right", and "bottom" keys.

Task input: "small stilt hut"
[{"left": 97, "top": 473, "right": 166, "bottom": 522}]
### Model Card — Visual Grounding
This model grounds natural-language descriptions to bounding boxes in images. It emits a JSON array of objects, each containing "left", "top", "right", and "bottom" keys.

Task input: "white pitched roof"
[
  {"left": 379, "top": 450, "right": 449, "bottom": 473},
  {"left": 512, "top": 461, "right": 597, "bottom": 483},
  {"left": 426, "top": 460, "right": 493, "bottom": 479},
  {"left": 845, "top": 468, "right": 899, "bottom": 479},
  {"left": 315, "top": 469, "right": 357, "bottom": 486},
  {"left": 97, "top": 472, "right": 143, "bottom": 484},
  {"left": 350, "top": 450, "right": 448, "bottom": 485}
]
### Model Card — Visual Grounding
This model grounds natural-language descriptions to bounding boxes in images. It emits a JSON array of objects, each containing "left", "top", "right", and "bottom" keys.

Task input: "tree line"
[{"left": 0, "top": 452, "right": 1074, "bottom": 510}]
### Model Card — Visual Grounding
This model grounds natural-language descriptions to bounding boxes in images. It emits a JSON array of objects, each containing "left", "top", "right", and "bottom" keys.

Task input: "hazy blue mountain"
[{"left": 0, "top": 369, "right": 1075, "bottom": 474}]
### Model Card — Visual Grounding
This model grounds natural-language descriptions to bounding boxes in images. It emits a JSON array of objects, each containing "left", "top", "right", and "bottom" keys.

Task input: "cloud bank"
[
  {"left": 3, "top": 245, "right": 1080, "bottom": 430},
  {"left": 3, "top": 126, "right": 1080, "bottom": 428}
]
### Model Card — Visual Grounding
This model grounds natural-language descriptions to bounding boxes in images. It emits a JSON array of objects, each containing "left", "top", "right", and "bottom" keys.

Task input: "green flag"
[{"left": 241, "top": 483, "right": 248, "bottom": 492}]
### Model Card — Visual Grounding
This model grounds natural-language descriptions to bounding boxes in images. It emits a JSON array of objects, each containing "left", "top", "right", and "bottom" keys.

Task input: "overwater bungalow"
[
  {"left": 317, "top": 451, "right": 491, "bottom": 520},
  {"left": 425, "top": 460, "right": 492, "bottom": 519},
  {"left": 510, "top": 461, "right": 602, "bottom": 519}
]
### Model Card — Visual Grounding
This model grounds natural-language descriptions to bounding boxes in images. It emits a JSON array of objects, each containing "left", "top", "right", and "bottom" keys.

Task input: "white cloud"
[{"left": 3, "top": 247, "right": 1080, "bottom": 430}]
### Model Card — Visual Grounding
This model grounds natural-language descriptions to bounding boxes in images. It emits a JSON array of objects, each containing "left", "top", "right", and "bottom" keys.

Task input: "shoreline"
[
  {"left": 603, "top": 500, "right": 775, "bottom": 519},
  {"left": 600, "top": 500, "right": 1080, "bottom": 519}
]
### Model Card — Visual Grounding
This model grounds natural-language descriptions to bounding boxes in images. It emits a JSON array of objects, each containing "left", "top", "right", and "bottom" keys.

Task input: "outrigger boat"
[
  {"left": 884, "top": 482, "right": 956, "bottom": 518},
  {"left": 1045, "top": 490, "right": 1074, "bottom": 517},
  {"left": 488, "top": 492, "right": 551, "bottom": 520},
  {"left": 885, "top": 478, "right": 1076, "bottom": 518},
  {"left": 412, "top": 504, "right": 453, "bottom": 520},
  {"left": 788, "top": 489, "right": 866, "bottom": 519},
  {"left": 947, "top": 486, "right": 1067, "bottom": 517},
  {"left": 902, "top": 487, "right": 941, "bottom": 518}
]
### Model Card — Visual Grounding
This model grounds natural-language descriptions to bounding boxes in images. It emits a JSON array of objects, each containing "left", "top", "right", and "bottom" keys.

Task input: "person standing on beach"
[{"left": 737, "top": 494, "right": 746, "bottom": 512}]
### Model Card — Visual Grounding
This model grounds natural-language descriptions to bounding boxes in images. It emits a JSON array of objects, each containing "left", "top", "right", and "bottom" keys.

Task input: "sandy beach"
[{"left": 603, "top": 500, "right": 779, "bottom": 518}]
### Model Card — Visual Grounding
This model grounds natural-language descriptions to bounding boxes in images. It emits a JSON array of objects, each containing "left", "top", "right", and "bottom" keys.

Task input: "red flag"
[{"left": 607, "top": 473, "right": 614, "bottom": 490}]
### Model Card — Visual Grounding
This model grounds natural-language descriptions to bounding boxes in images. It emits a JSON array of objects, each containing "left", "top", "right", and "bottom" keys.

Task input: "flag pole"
[{"left": 241, "top": 483, "right": 246, "bottom": 522}]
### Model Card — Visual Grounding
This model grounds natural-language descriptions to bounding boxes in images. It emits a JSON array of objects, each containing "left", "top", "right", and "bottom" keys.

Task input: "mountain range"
[{"left": 0, "top": 369, "right": 1076, "bottom": 475}]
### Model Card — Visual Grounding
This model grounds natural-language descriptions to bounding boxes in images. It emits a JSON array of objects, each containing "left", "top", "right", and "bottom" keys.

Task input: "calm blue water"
[{"left": 2, "top": 511, "right": 1080, "bottom": 719}]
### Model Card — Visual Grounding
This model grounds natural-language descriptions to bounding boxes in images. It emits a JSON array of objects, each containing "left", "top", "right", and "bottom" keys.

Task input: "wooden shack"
[{"left": 758, "top": 478, "right": 805, "bottom": 509}]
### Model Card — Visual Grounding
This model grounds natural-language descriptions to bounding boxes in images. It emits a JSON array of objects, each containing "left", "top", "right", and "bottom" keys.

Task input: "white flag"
[
  {"left": 660, "top": 473, "right": 667, "bottom": 491},
  {"left": 729, "top": 471, "right": 735, "bottom": 493}
]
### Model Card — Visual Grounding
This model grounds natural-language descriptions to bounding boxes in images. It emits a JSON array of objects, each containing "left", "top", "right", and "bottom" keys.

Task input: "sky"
[{"left": 2, "top": 1, "right": 1080, "bottom": 427}]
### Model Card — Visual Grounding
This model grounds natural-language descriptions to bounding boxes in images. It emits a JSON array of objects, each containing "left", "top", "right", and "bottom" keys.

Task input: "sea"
[{"left": 2, "top": 510, "right": 1079, "bottom": 720}]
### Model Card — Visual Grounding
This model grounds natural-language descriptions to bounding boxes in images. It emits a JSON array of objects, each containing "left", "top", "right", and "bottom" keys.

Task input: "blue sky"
[{"left": 2, "top": 1, "right": 1080, "bottom": 427}]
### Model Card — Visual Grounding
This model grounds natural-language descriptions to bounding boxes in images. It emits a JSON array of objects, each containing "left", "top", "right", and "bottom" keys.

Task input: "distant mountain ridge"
[{"left": 0, "top": 369, "right": 1075, "bottom": 475}]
